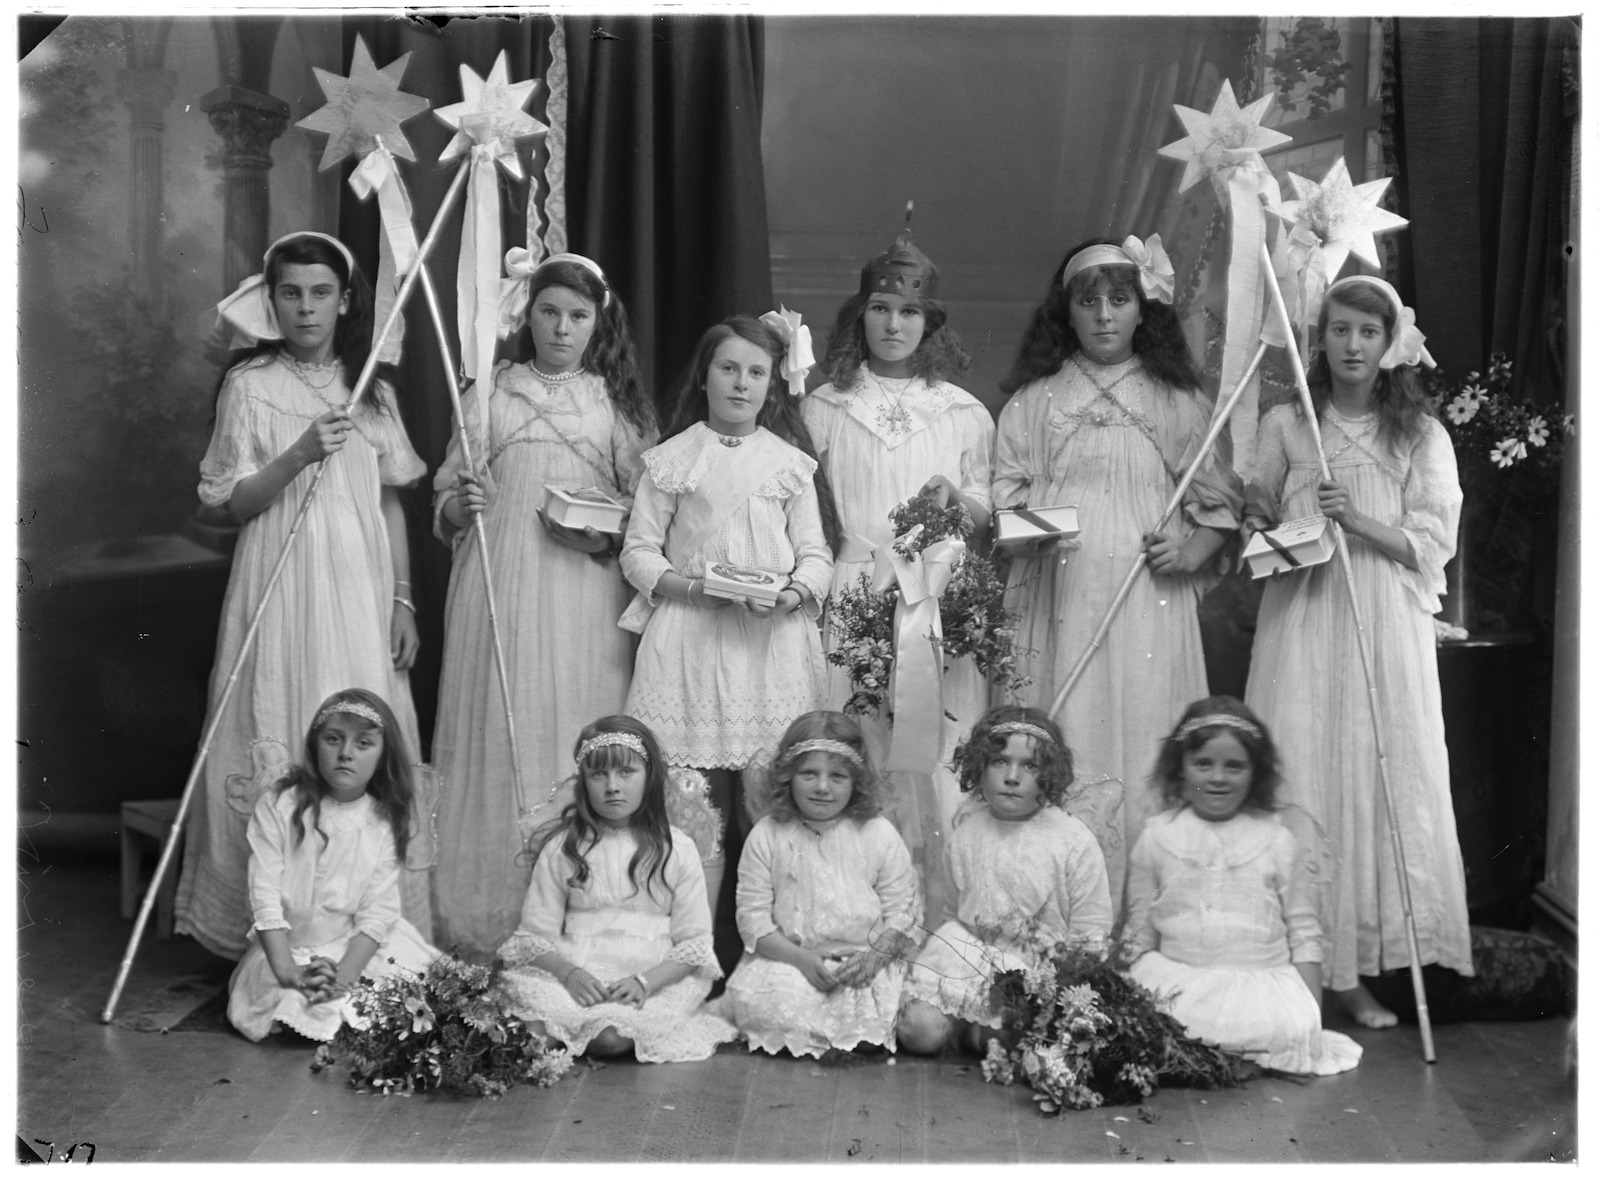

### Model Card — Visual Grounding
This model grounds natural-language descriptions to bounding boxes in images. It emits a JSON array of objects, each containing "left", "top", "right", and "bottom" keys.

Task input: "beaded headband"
[
  {"left": 1324, "top": 275, "right": 1436, "bottom": 370},
  {"left": 1173, "top": 713, "right": 1262, "bottom": 742},
  {"left": 785, "top": 738, "right": 866, "bottom": 770},
  {"left": 315, "top": 700, "right": 383, "bottom": 730},
  {"left": 1060, "top": 234, "right": 1175, "bottom": 305},
  {"left": 991, "top": 721, "right": 1056, "bottom": 746},
  {"left": 576, "top": 731, "right": 648, "bottom": 765}
]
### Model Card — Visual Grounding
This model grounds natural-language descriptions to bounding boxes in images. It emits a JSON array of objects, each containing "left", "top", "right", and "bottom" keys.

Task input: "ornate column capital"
[
  {"left": 118, "top": 67, "right": 178, "bottom": 129},
  {"left": 200, "top": 84, "right": 291, "bottom": 169}
]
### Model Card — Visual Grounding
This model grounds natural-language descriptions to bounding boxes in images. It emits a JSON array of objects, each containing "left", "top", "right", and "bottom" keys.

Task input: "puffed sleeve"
[
  {"left": 989, "top": 387, "right": 1038, "bottom": 510},
  {"left": 734, "top": 818, "right": 781, "bottom": 951},
  {"left": 366, "top": 380, "right": 426, "bottom": 488},
  {"left": 1395, "top": 416, "right": 1463, "bottom": 614},
  {"left": 498, "top": 837, "right": 573, "bottom": 965},
  {"left": 245, "top": 791, "right": 293, "bottom": 934},
  {"left": 619, "top": 472, "right": 679, "bottom": 600},
  {"left": 798, "top": 393, "right": 838, "bottom": 467},
  {"left": 953, "top": 394, "right": 997, "bottom": 513},
  {"left": 1273, "top": 825, "right": 1325, "bottom": 966},
  {"left": 351, "top": 820, "right": 403, "bottom": 945},
  {"left": 198, "top": 366, "right": 267, "bottom": 508},
  {"left": 1057, "top": 817, "right": 1114, "bottom": 951},
  {"left": 662, "top": 832, "right": 721, "bottom": 977},
  {"left": 867, "top": 818, "right": 921, "bottom": 939},
  {"left": 1243, "top": 406, "right": 1293, "bottom": 532},
  {"left": 783, "top": 477, "right": 834, "bottom": 616},
  {"left": 1170, "top": 388, "right": 1243, "bottom": 534},
  {"left": 1120, "top": 827, "right": 1160, "bottom": 960}
]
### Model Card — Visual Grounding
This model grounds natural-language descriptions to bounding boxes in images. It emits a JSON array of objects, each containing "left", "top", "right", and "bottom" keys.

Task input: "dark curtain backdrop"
[
  {"left": 331, "top": 14, "right": 773, "bottom": 752},
  {"left": 1388, "top": 16, "right": 1578, "bottom": 633}
]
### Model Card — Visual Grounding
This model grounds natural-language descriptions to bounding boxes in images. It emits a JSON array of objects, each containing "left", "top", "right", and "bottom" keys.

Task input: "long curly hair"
[
  {"left": 1148, "top": 695, "right": 1282, "bottom": 815},
  {"left": 818, "top": 291, "right": 972, "bottom": 390},
  {"left": 758, "top": 710, "right": 885, "bottom": 824},
  {"left": 998, "top": 237, "right": 1202, "bottom": 398},
  {"left": 217, "top": 234, "right": 400, "bottom": 418},
  {"left": 530, "top": 715, "right": 677, "bottom": 903},
  {"left": 503, "top": 258, "right": 657, "bottom": 441},
  {"left": 278, "top": 687, "right": 414, "bottom": 865},
  {"left": 949, "top": 704, "right": 1076, "bottom": 809},
  {"left": 663, "top": 315, "right": 842, "bottom": 554},
  {"left": 1304, "top": 278, "right": 1434, "bottom": 452}
]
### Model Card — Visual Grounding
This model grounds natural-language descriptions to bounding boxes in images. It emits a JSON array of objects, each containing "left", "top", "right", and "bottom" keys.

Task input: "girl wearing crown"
[
  {"left": 992, "top": 236, "right": 1241, "bottom": 863},
  {"left": 1244, "top": 276, "right": 1470, "bottom": 1029},
  {"left": 802, "top": 213, "right": 993, "bottom": 922}
]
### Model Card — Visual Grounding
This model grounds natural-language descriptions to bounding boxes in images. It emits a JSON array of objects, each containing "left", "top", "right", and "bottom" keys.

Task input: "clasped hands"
[
  {"left": 279, "top": 955, "right": 348, "bottom": 1004},
  {"left": 561, "top": 966, "right": 649, "bottom": 1009}
]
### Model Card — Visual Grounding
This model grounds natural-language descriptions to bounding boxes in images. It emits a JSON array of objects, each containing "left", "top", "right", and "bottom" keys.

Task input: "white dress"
[
  {"left": 621, "top": 424, "right": 834, "bottom": 768},
  {"left": 176, "top": 354, "right": 428, "bottom": 958},
  {"left": 991, "top": 357, "right": 1240, "bottom": 855},
  {"left": 1124, "top": 807, "right": 1363, "bottom": 1076},
  {"left": 227, "top": 787, "right": 437, "bottom": 1043},
  {"left": 430, "top": 364, "right": 649, "bottom": 953},
  {"left": 496, "top": 826, "right": 736, "bottom": 1063},
  {"left": 724, "top": 814, "right": 920, "bottom": 1056},
  {"left": 905, "top": 800, "right": 1112, "bottom": 1027},
  {"left": 1244, "top": 404, "right": 1472, "bottom": 989},
  {"left": 801, "top": 369, "right": 995, "bottom": 920}
]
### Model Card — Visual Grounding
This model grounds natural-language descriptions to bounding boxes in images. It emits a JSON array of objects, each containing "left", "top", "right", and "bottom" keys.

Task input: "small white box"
[
  {"left": 543, "top": 486, "right": 626, "bottom": 534},
  {"left": 994, "top": 504, "right": 1081, "bottom": 548},
  {"left": 701, "top": 562, "right": 786, "bottom": 606},
  {"left": 1243, "top": 515, "right": 1337, "bottom": 579}
]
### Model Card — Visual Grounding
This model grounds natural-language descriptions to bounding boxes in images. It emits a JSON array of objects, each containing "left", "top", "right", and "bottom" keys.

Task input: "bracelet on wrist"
[
  {"left": 631, "top": 972, "right": 650, "bottom": 996},
  {"left": 393, "top": 596, "right": 416, "bottom": 615}
]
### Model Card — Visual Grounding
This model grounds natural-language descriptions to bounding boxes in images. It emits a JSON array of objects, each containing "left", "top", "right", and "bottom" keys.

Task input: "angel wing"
[
  {"left": 404, "top": 763, "right": 444, "bottom": 871},
  {"left": 1273, "top": 801, "right": 1338, "bottom": 960},
  {"left": 1060, "top": 774, "right": 1127, "bottom": 909}
]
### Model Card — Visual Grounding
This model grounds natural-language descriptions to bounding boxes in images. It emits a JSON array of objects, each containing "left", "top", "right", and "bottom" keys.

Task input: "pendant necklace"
[{"left": 870, "top": 370, "right": 918, "bottom": 437}]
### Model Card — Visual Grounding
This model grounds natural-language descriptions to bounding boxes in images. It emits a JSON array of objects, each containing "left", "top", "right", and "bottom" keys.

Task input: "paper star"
[
  {"left": 296, "top": 35, "right": 431, "bottom": 171},
  {"left": 1159, "top": 80, "right": 1292, "bottom": 193},
  {"left": 434, "top": 51, "right": 545, "bottom": 177},
  {"left": 1273, "top": 157, "right": 1409, "bottom": 274}
]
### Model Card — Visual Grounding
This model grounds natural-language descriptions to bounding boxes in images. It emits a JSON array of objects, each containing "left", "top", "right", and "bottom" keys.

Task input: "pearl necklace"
[
  {"left": 281, "top": 351, "right": 339, "bottom": 391},
  {"left": 531, "top": 364, "right": 583, "bottom": 384}
]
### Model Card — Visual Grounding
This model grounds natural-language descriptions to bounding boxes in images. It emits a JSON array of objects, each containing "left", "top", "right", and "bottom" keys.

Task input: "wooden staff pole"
[
  {"left": 1048, "top": 339, "right": 1268, "bottom": 720},
  {"left": 1259, "top": 238, "right": 1436, "bottom": 1062},
  {"left": 102, "top": 161, "right": 472, "bottom": 1023}
]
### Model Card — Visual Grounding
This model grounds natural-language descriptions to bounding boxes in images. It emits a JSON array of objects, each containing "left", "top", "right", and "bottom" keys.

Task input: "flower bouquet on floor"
[
  {"left": 827, "top": 489, "right": 1029, "bottom": 718},
  {"left": 311, "top": 952, "right": 573, "bottom": 1098},
  {"left": 980, "top": 937, "right": 1251, "bottom": 1114}
]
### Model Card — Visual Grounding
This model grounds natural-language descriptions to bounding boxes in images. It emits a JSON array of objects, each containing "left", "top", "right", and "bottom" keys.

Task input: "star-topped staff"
[
  {"left": 1159, "top": 79, "right": 1290, "bottom": 473},
  {"left": 434, "top": 50, "right": 546, "bottom": 461},
  {"left": 1270, "top": 156, "right": 1409, "bottom": 354}
]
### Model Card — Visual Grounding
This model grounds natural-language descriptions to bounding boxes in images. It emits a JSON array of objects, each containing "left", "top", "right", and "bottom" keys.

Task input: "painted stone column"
[
  {"left": 118, "top": 66, "right": 178, "bottom": 310},
  {"left": 200, "top": 84, "right": 290, "bottom": 294}
]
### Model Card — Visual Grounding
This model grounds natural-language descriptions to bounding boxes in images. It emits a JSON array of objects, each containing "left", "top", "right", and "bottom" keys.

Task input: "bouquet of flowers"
[
  {"left": 827, "top": 490, "right": 1028, "bottom": 717},
  {"left": 1430, "top": 354, "right": 1573, "bottom": 492},
  {"left": 310, "top": 953, "right": 573, "bottom": 1099},
  {"left": 980, "top": 937, "right": 1250, "bottom": 1114}
]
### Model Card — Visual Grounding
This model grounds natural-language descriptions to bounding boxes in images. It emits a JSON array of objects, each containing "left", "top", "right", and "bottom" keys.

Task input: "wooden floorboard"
[{"left": 17, "top": 858, "right": 1578, "bottom": 1163}]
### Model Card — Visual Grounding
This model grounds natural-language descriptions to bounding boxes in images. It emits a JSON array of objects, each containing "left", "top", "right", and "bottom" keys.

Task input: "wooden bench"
[{"left": 120, "top": 799, "right": 183, "bottom": 940}]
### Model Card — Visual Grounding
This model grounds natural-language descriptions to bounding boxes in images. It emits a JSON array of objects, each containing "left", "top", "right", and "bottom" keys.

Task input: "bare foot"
[{"left": 1335, "top": 983, "right": 1399, "bottom": 1029}]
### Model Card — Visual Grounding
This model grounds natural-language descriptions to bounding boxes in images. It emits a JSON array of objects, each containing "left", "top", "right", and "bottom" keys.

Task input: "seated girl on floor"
[
  {"left": 722, "top": 711, "right": 920, "bottom": 1058},
  {"left": 227, "top": 689, "right": 437, "bottom": 1043},
  {"left": 898, "top": 706, "right": 1112, "bottom": 1056},
  {"left": 1122, "top": 696, "right": 1361, "bottom": 1076},
  {"left": 496, "top": 715, "right": 737, "bottom": 1063}
]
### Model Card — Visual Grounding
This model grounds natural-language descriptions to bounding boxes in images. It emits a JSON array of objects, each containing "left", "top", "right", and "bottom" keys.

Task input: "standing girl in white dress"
[
  {"left": 228, "top": 689, "right": 437, "bottom": 1043},
  {"left": 1124, "top": 696, "right": 1362, "bottom": 1075},
  {"left": 178, "top": 232, "right": 428, "bottom": 958},
  {"left": 1244, "top": 276, "right": 1471, "bottom": 1029},
  {"left": 620, "top": 315, "right": 838, "bottom": 967},
  {"left": 497, "top": 716, "right": 736, "bottom": 1062},
  {"left": 991, "top": 236, "right": 1241, "bottom": 859},
  {"left": 898, "top": 706, "right": 1113, "bottom": 1055},
  {"left": 432, "top": 253, "right": 654, "bottom": 954},
  {"left": 722, "top": 711, "right": 919, "bottom": 1057},
  {"left": 802, "top": 221, "right": 994, "bottom": 922}
]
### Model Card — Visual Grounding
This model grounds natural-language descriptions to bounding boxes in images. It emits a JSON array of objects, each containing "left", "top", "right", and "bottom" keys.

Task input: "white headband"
[
  {"left": 1173, "top": 713, "right": 1261, "bottom": 742},
  {"left": 785, "top": 737, "right": 867, "bottom": 770},
  {"left": 315, "top": 699, "right": 383, "bottom": 730},
  {"left": 1324, "top": 276, "right": 1436, "bottom": 369},
  {"left": 498, "top": 249, "right": 611, "bottom": 339},
  {"left": 1061, "top": 234, "right": 1175, "bottom": 305},
  {"left": 214, "top": 231, "right": 357, "bottom": 349},
  {"left": 576, "top": 730, "right": 648, "bottom": 765}
]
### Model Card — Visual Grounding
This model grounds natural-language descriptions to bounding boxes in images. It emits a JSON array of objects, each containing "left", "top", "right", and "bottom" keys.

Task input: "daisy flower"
[
  {"left": 1527, "top": 416, "right": 1550, "bottom": 447},
  {"left": 1490, "top": 439, "right": 1520, "bottom": 468},
  {"left": 1446, "top": 394, "right": 1479, "bottom": 425}
]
